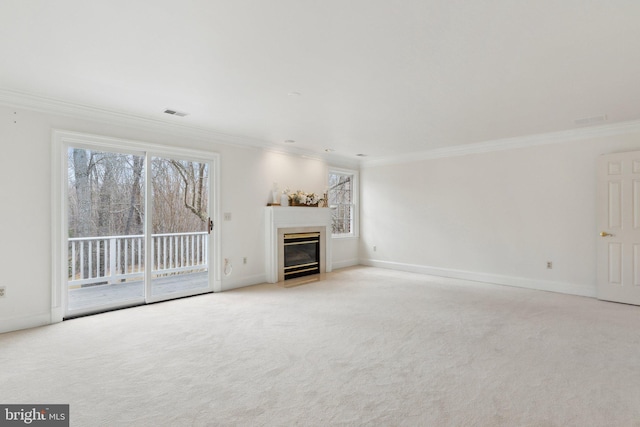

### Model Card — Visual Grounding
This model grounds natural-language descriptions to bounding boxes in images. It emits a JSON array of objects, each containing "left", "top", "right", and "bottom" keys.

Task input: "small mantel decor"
[
  {"left": 284, "top": 188, "right": 325, "bottom": 207},
  {"left": 270, "top": 182, "right": 280, "bottom": 205}
]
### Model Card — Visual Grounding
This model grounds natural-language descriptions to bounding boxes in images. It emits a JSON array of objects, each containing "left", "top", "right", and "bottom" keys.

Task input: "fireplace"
[
  {"left": 283, "top": 232, "right": 321, "bottom": 280},
  {"left": 265, "top": 207, "right": 332, "bottom": 283}
]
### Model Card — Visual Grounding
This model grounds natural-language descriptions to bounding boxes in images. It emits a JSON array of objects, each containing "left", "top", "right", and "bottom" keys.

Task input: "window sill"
[{"left": 331, "top": 234, "right": 359, "bottom": 240}]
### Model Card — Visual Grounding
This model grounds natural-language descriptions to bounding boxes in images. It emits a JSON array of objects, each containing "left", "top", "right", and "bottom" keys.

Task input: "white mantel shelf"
[{"left": 264, "top": 207, "right": 332, "bottom": 283}]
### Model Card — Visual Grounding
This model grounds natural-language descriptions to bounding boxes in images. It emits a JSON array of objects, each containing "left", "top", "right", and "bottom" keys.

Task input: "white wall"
[
  {"left": 331, "top": 238, "right": 360, "bottom": 270},
  {"left": 0, "top": 105, "right": 358, "bottom": 333},
  {"left": 360, "top": 129, "right": 640, "bottom": 297}
]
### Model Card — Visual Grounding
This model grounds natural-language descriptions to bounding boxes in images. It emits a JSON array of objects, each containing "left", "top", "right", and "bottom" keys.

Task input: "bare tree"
[
  {"left": 72, "top": 148, "right": 93, "bottom": 237},
  {"left": 328, "top": 174, "right": 352, "bottom": 234},
  {"left": 169, "top": 160, "right": 208, "bottom": 222},
  {"left": 124, "top": 156, "right": 144, "bottom": 236},
  {"left": 69, "top": 152, "right": 208, "bottom": 237}
]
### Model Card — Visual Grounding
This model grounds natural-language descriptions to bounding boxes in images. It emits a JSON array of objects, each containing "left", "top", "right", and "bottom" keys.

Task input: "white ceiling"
[{"left": 1, "top": 1, "right": 639, "bottom": 162}]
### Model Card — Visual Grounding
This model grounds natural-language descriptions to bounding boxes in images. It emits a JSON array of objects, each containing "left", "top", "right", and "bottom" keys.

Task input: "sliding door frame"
[
  {"left": 145, "top": 151, "right": 216, "bottom": 304},
  {"left": 51, "top": 130, "right": 221, "bottom": 322}
]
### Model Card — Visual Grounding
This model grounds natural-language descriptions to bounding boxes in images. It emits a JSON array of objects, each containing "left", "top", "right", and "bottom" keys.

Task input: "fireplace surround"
[{"left": 265, "top": 207, "right": 332, "bottom": 283}]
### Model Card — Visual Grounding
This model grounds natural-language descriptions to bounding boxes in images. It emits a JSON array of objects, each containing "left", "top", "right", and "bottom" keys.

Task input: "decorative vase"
[{"left": 280, "top": 194, "right": 289, "bottom": 206}]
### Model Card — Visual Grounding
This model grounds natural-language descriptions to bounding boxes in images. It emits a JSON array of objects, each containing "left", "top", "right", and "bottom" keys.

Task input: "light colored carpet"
[{"left": 1, "top": 266, "right": 640, "bottom": 426}]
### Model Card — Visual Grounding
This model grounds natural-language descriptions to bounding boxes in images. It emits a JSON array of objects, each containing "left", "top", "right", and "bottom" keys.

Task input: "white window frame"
[{"left": 328, "top": 167, "right": 359, "bottom": 239}]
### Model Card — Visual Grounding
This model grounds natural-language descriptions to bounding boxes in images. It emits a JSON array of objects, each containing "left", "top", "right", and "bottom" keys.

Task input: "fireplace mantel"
[{"left": 265, "top": 207, "right": 332, "bottom": 283}]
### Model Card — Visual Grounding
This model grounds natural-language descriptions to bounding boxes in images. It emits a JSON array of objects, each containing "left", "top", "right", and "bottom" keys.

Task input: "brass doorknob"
[{"left": 600, "top": 231, "right": 613, "bottom": 237}]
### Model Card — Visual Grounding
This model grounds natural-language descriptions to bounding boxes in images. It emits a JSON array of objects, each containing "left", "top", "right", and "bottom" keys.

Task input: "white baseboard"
[
  {"left": 332, "top": 258, "right": 360, "bottom": 270},
  {"left": 0, "top": 312, "right": 52, "bottom": 335},
  {"left": 221, "top": 273, "right": 267, "bottom": 291},
  {"left": 360, "top": 259, "right": 596, "bottom": 298}
]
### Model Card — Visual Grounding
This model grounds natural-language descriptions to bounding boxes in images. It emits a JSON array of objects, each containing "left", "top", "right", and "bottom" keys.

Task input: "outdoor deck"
[
  {"left": 67, "top": 231, "right": 210, "bottom": 314},
  {"left": 68, "top": 271, "right": 209, "bottom": 312}
]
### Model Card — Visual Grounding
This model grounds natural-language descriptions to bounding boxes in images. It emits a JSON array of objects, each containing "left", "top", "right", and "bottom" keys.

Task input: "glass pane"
[
  {"left": 67, "top": 147, "right": 145, "bottom": 313},
  {"left": 151, "top": 157, "right": 210, "bottom": 298},
  {"left": 283, "top": 233, "right": 320, "bottom": 280},
  {"left": 329, "top": 172, "right": 352, "bottom": 234}
]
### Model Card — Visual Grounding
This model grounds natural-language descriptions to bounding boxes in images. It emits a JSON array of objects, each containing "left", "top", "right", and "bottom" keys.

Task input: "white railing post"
[
  {"left": 88, "top": 240, "right": 93, "bottom": 279},
  {"left": 80, "top": 242, "right": 84, "bottom": 279},
  {"left": 138, "top": 237, "right": 142, "bottom": 273},
  {"left": 109, "top": 237, "right": 117, "bottom": 284},
  {"left": 71, "top": 241, "right": 76, "bottom": 280}
]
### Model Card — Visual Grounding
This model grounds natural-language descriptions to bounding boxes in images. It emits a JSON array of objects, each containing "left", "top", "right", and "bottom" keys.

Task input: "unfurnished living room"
[{"left": 1, "top": 1, "right": 640, "bottom": 426}]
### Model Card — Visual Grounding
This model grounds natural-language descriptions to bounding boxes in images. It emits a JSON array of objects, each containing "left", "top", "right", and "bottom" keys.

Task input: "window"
[{"left": 328, "top": 169, "right": 358, "bottom": 237}]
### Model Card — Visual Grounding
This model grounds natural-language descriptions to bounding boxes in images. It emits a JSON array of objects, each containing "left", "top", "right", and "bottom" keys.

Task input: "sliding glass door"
[
  {"left": 63, "top": 140, "right": 216, "bottom": 318},
  {"left": 149, "top": 156, "right": 211, "bottom": 301},
  {"left": 67, "top": 147, "right": 146, "bottom": 314}
]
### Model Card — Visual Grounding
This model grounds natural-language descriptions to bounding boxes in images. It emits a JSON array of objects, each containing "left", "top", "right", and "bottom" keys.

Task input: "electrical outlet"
[
  {"left": 547, "top": 261, "right": 553, "bottom": 269},
  {"left": 243, "top": 257, "right": 247, "bottom": 264},
  {"left": 224, "top": 212, "right": 232, "bottom": 221},
  {"left": 373, "top": 245, "right": 377, "bottom": 252},
  {"left": 0, "top": 286, "right": 5, "bottom": 298}
]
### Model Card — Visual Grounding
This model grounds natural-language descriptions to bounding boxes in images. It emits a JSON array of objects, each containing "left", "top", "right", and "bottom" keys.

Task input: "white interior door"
[{"left": 596, "top": 151, "right": 640, "bottom": 305}]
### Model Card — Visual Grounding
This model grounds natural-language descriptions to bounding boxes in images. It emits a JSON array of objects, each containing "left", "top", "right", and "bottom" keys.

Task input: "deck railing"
[{"left": 68, "top": 232, "right": 208, "bottom": 287}]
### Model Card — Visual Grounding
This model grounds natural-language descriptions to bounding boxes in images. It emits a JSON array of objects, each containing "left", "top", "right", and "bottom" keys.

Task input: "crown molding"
[
  {"left": 0, "top": 88, "right": 264, "bottom": 146},
  {"left": 0, "top": 88, "right": 361, "bottom": 167},
  {"left": 5, "top": 88, "right": 629, "bottom": 170},
  {"left": 361, "top": 119, "right": 640, "bottom": 168}
]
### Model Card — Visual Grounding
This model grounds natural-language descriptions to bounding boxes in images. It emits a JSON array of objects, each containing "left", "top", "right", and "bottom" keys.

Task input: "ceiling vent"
[{"left": 164, "top": 109, "right": 188, "bottom": 117}]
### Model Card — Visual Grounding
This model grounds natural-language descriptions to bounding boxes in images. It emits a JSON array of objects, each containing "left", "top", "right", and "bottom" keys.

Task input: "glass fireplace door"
[{"left": 283, "top": 232, "right": 321, "bottom": 279}]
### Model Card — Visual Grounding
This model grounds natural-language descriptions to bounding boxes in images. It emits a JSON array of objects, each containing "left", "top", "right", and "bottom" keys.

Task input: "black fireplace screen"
[{"left": 283, "top": 232, "right": 320, "bottom": 280}]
